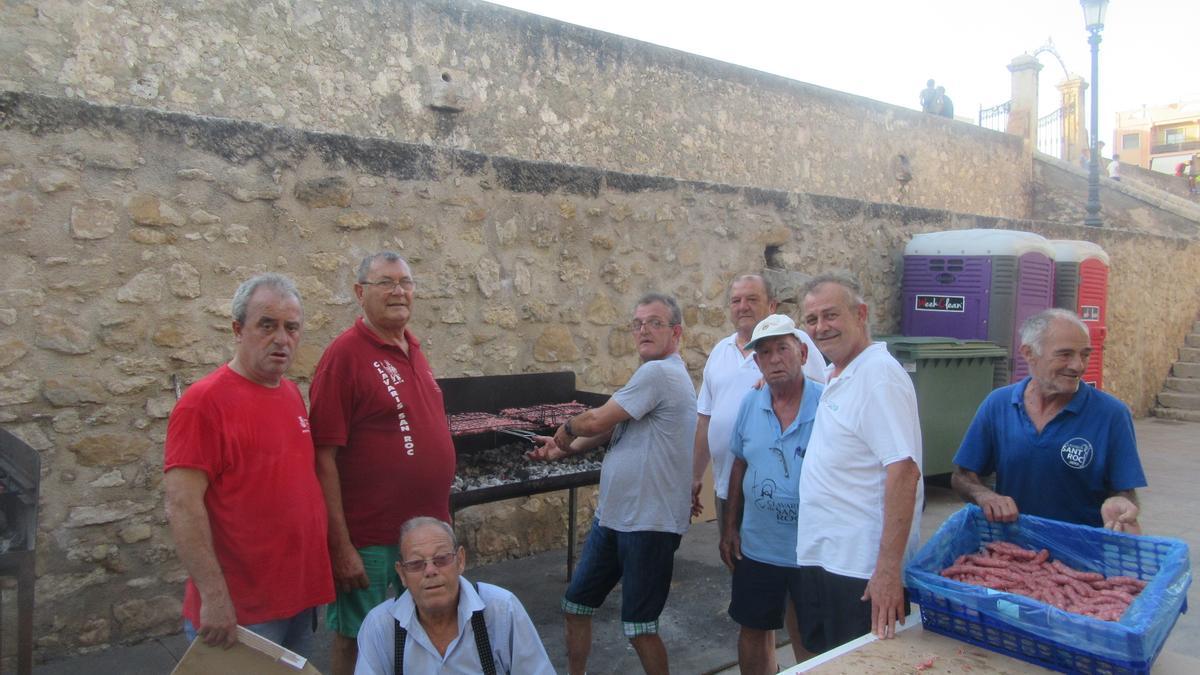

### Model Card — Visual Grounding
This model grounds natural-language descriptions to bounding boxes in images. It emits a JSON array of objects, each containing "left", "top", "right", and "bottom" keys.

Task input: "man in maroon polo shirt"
[{"left": 309, "top": 252, "right": 456, "bottom": 675}]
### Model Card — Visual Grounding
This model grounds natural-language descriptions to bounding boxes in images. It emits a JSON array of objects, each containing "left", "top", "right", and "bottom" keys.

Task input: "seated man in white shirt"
[{"left": 354, "top": 517, "right": 554, "bottom": 675}]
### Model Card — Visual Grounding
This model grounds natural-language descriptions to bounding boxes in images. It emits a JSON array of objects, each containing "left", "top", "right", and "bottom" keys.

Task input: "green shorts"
[{"left": 325, "top": 545, "right": 400, "bottom": 637}]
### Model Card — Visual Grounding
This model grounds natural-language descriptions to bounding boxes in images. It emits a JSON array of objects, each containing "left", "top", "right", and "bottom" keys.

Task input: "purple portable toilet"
[{"left": 901, "top": 229, "right": 1056, "bottom": 385}]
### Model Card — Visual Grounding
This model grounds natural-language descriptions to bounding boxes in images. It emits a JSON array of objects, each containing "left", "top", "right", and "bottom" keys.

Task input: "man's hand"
[
  {"left": 552, "top": 423, "right": 575, "bottom": 451},
  {"left": 718, "top": 527, "right": 742, "bottom": 572},
  {"left": 197, "top": 590, "right": 239, "bottom": 649},
  {"left": 861, "top": 566, "right": 906, "bottom": 639},
  {"left": 977, "top": 492, "right": 1019, "bottom": 523},
  {"left": 690, "top": 480, "right": 704, "bottom": 519},
  {"left": 527, "top": 435, "right": 568, "bottom": 462},
  {"left": 1102, "top": 495, "right": 1142, "bottom": 534},
  {"left": 330, "top": 543, "right": 370, "bottom": 593}
]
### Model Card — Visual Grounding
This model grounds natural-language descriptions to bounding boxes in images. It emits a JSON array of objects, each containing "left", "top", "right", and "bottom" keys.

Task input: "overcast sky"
[{"left": 485, "top": 0, "right": 1194, "bottom": 157}]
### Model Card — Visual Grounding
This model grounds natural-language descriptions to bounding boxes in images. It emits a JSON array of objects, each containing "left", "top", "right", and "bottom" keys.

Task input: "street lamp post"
[{"left": 1081, "top": 0, "right": 1109, "bottom": 227}]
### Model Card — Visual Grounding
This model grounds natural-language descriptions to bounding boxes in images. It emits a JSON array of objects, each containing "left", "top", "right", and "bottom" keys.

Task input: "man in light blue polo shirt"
[
  {"left": 952, "top": 309, "right": 1147, "bottom": 531},
  {"left": 720, "top": 314, "right": 823, "bottom": 675}
]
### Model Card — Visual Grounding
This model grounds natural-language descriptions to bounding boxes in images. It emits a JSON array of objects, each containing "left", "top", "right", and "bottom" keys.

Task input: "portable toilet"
[
  {"left": 901, "top": 229, "right": 1056, "bottom": 385},
  {"left": 1050, "top": 240, "right": 1110, "bottom": 389}
]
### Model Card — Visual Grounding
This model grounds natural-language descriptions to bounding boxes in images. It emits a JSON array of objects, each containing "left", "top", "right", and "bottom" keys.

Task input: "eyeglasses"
[
  {"left": 398, "top": 551, "right": 457, "bottom": 574},
  {"left": 361, "top": 278, "right": 416, "bottom": 292},
  {"left": 629, "top": 319, "right": 676, "bottom": 332}
]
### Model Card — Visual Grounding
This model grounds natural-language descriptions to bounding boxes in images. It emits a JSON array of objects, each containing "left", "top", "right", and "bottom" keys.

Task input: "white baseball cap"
[{"left": 744, "top": 314, "right": 807, "bottom": 350}]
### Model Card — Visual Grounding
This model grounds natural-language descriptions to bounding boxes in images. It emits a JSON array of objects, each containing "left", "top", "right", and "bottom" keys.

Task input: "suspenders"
[{"left": 393, "top": 581, "right": 497, "bottom": 675}]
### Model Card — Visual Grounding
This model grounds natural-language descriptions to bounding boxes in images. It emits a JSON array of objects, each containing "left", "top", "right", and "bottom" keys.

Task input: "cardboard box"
[{"left": 171, "top": 626, "right": 322, "bottom": 675}]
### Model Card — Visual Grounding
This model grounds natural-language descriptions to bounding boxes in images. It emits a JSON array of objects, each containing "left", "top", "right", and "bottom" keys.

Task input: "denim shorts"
[
  {"left": 184, "top": 607, "right": 316, "bottom": 658},
  {"left": 562, "top": 519, "right": 681, "bottom": 637}
]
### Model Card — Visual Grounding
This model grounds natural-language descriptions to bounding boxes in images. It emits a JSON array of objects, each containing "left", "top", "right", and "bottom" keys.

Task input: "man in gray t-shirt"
[{"left": 529, "top": 292, "right": 697, "bottom": 675}]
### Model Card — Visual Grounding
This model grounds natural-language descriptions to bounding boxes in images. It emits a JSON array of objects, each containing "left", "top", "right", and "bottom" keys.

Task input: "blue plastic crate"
[{"left": 905, "top": 505, "right": 1191, "bottom": 674}]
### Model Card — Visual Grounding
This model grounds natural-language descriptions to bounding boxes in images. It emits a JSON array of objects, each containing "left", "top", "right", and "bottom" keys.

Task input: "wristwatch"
[{"left": 564, "top": 419, "right": 577, "bottom": 437}]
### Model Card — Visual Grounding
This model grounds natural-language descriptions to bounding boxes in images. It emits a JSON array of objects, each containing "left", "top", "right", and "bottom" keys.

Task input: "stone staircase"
[{"left": 1155, "top": 320, "right": 1200, "bottom": 422}]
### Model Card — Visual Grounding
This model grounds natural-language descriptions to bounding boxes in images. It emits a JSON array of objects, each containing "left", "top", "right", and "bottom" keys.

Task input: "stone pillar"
[
  {"left": 1057, "top": 76, "right": 1088, "bottom": 166},
  {"left": 1006, "top": 54, "right": 1043, "bottom": 151}
]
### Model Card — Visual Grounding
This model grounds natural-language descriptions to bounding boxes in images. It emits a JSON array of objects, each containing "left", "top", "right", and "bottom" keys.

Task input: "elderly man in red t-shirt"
[
  {"left": 164, "top": 273, "right": 333, "bottom": 656},
  {"left": 309, "top": 251, "right": 457, "bottom": 674}
]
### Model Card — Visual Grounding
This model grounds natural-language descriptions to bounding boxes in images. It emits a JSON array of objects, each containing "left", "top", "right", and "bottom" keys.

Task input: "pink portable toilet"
[
  {"left": 1050, "top": 240, "right": 1110, "bottom": 389},
  {"left": 902, "top": 229, "right": 1056, "bottom": 385}
]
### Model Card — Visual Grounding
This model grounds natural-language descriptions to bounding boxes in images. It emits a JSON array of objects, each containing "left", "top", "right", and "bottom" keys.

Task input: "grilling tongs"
[{"left": 497, "top": 428, "right": 541, "bottom": 443}]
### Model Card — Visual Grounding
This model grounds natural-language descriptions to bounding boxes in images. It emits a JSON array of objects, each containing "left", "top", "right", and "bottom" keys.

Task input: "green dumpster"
[{"left": 877, "top": 336, "right": 1008, "bottom": 477}]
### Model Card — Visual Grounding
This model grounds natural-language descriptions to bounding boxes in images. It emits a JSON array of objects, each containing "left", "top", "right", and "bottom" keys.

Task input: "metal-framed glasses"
[
  {"left": 398, "top": 551, "right": 456, "bottom": 574},
  {"left": 629, "top": 319, "right": 676, "bottom": 332},
  {"left": 361, "top": 277, "right": 416, "bottom": 292}
]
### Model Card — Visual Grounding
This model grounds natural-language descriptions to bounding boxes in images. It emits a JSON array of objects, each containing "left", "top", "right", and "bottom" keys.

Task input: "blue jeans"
[{"left": 183, "top": 607, "right": 316, "bottom": 659}]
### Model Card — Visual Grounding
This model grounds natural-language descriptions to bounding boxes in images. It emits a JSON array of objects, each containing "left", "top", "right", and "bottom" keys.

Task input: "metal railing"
[
  {"left": 1038, "top": 107, "right": 1064, "bottom": 159},
  {"left": 979, "top": 100, "right": 1011, "bottom": 132}
]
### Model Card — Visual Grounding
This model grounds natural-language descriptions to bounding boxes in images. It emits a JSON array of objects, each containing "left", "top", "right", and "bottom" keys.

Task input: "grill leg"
[
  {"left": 567, "top": 487, "right": 577, "bottom": 582},
  {"left": 17, "top": 553, "right": 33, "bottom": 675}
]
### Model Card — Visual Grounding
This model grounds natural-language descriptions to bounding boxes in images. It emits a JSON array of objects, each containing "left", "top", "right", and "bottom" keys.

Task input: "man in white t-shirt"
[
  {"left": 692, "top": 274, "right": 825, "bottom": 523},
  {"left": 793, "top": 272, "right": 923, "bottom": 653}
]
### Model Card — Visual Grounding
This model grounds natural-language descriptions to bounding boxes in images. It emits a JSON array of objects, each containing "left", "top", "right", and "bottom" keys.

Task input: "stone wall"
[
  {"left": 3, "top": 92, "right": 1199, "bottom": 657},
  {"left": 1, "top": 0, "right": 1031, "bottom": 218}
]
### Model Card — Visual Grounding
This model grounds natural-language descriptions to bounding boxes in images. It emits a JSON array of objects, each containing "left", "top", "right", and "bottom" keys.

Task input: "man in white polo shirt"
[
  {"left": 793, "top": 271, "right": 923, "bottom": 653},
  {"left": 692, "top": 274, "right": 825, "bottom": 523}
]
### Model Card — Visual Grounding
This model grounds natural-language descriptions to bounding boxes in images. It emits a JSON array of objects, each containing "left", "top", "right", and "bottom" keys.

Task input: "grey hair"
[
  {"left": 636, "top": 292, "right": 683, "bottom": 326},
  {"left": 356, "top": 251, "right": 410, "bottom": 283},
  {"left": 801, "top": 271, "right": 865, "bottom": 306},
  {"left": 398, "top": 516, "right": 458, "bottom": 551},
  {"left": 1020, "top": 309, "right": 1089, "bottom": 356},
  {"left": 231, "top": 273, "right": 302, "bottom": 324},
  {"left": 728, "top": 274, "right": 776, "bottom": 302}
]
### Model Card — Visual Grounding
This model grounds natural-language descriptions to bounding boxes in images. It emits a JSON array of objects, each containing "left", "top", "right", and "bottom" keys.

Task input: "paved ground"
[{"left": 29, "top": 417, "right": 1200, "bottom": 674}]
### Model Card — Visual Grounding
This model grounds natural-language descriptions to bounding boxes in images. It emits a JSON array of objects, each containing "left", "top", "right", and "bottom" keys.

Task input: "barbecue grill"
[
  {"left": 440, "top": 372, "right": 608, "bottom": 577},
  {"left": 0, "top": 427, "right": 39, "bottom": 675}
]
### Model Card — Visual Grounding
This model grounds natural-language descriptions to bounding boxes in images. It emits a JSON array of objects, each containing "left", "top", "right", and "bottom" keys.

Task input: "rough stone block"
[
  {"left": 42, "top": 376, "right": 108, "bottom": 406},
  {"left": 66, "top": 500, "right": 156, "bottom": 527},
  {"left": 35, "top": 314, "right": 95, "bottom": 354},
  {"left": 112, "top": 596, "right": 182, "bottom": 635},
  {"left": 37, "top": 169, "right": 80, "bottom": 193},
  {"left": 68, "top": 433, "right": 151, "bottom": 467},
  {"left": 128, "top": 227, "right": 175, "bottom": 245},
  {"left": 0, "top": 337, "right": 29, "bottom": 367},
  {"left": 127, "top": 194, "right": 184, "bottom": 227},
  {"left": 69, "top": 198, "right": 119, "bottom": 240},
  {"left": 474, "top": 257, "right": 502, "bottom": 298},
  {"left": 166, "top": 262, "right": 201, "bottom": 298},
  {"left": 116, "top": 271, "right": 164, "bottom": 304},
  {"left": 584, "top": 294, "right": 618, "bottom": 325},
  {"left": 295, "top": 176, "right": 352, "bottom": 208},
  {"left": 533, "top": 325, "right": 580, "bottom": 362}
]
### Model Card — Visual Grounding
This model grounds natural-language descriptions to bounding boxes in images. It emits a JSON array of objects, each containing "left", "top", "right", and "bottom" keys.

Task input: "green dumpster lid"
[{"left": 876, "top": 335, "right": 1008, "bottom": 359}]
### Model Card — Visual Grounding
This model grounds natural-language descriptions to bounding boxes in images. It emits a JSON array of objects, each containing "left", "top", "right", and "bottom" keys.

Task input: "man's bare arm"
[
  {"left": 719, "top": 457, "right": 747, "bottom": 572},
  {"left": 691, "top": 414, "right": 712, "bottom": 518},
  {"left": 164, "top": 467, "right": 237, "bottom": 648},
  {"left": 314, "top": 445, "right": 370, "bottom": 592},
  {"left": 552, "top": 398, "right": 632, "bottom": 450},
  {"left": 863, "top": 458, "right": 920, "bottom": 640},
  {"left": 950, "top": 467, "right": 1018, "bottom": 522}
]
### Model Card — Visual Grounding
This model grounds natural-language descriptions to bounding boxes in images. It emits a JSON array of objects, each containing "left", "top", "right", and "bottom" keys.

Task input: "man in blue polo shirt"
[
  {"left": 720, "top": 315, "right": 823, "bottom": 675},
  {"left": 952, "top": 309, "right": 1147, "bottom": 531}
]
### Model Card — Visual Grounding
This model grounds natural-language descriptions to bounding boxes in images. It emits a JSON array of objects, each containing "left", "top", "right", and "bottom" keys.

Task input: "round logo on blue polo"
[{"left": 1060, "top": 437, "right": 1094, "bottom": 469}]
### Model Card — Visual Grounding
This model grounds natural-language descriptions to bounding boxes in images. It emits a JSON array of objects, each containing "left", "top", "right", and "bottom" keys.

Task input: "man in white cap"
[{"left": 719, "top": 314, "right": 824, "bottom": 674}]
